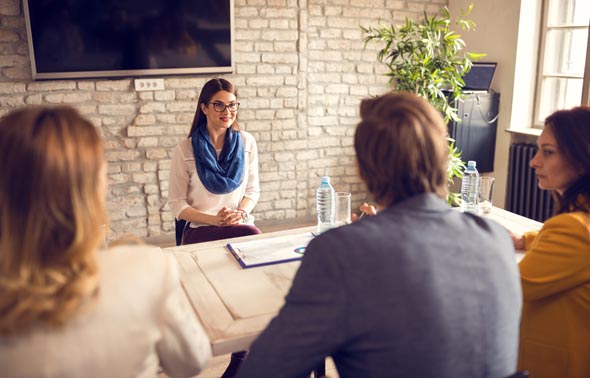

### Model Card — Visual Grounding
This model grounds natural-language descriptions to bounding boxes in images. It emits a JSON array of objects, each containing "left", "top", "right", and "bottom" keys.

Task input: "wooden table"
[
  {"left": 483, "top": 206, "right": 543, "bottom": 261},
  {"left": 167, "top": 226, "right": 314, "bottom": 356},
  {"left": 164, "top": 207, "right": 543, "bottom": 356},
  {"left": 484, "top": 206, "right": 543, "bottom": 239}
]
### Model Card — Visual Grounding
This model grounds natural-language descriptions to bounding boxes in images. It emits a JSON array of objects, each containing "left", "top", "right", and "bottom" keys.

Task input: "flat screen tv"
[{"left": 23, "top": 0, "right": 234, "bottom": 80}]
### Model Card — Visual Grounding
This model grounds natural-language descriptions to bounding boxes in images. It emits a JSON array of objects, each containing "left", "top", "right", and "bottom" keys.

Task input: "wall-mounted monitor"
[{"left": 23, "top": 0, "right": 234, "bottom": 80}]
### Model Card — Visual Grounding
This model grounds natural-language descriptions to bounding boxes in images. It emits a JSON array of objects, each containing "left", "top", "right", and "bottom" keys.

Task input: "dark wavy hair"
[
  {"left": 544, "top": 106, "right": 590, "bottom": 215},
  {"left": 187, "top": 78, "right": 238, "bottom": 137}
]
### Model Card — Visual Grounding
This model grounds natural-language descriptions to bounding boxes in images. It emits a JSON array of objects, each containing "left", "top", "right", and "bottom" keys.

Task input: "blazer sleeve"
[
  {"left": 167, "top": 143, "right": 191, "bottom": 219},
  {"left": 519, "top": 212, "right": 590, "bottom": 301},
  {"left": 237, "top": 236, "right": 347, "bottom": 378},
  {"left": 243, "top": 132, "right": 260, "bottom": 204},
  {"left": 523, "top": 231, "right": 538, "bottom": 250},
  {"left": 156, "top": 254, "right": 211, "bottom": 378}
]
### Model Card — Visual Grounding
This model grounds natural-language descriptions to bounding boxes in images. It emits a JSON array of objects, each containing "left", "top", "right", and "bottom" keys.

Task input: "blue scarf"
[{"left": 191, "top": 123, "right": 244, "bottom": 194}]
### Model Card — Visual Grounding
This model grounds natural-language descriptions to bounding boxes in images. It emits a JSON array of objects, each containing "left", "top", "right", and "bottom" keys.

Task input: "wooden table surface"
[
  {"left": 167, "top": 226, "right": 313, "bottom": 356},
  {"left": 164, "top": 207, "right": 543, "bottom": 356}
]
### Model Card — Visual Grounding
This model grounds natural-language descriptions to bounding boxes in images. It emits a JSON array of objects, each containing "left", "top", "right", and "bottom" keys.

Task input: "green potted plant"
[{"left": 361, "top": 4, "right": 484, "bottom": 204}]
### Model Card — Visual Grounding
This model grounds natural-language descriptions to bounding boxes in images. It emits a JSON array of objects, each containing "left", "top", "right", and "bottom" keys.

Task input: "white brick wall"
[{"left": 0, "top": 0, "right": 444, "bottom": 240}]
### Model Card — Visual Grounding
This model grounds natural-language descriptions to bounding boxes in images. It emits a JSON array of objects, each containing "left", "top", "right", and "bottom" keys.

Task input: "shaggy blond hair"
[{"left": 0, "top": 106, "right": 106, "bottom": 334}]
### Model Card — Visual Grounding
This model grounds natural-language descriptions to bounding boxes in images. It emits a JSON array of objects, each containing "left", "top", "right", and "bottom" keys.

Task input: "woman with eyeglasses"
[
  {"left": 0, "top": 106, "right": 211, "bottom": 377},
  {"left": 168, "top": 78, "right": 260, "bottom": 377},
  {"left": 168, "top": 78, "right": 261, "bottom": 247}
]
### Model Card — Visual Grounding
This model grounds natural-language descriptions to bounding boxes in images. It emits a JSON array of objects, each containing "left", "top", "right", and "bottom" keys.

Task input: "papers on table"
[{"left": 227, "top": 232, "right": 314, "bottom": 269}]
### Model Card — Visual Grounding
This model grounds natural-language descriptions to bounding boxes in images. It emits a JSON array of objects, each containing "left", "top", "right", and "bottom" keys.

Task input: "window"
[{"left": 534, "top": 0, "right": 590, "bottom": 125}]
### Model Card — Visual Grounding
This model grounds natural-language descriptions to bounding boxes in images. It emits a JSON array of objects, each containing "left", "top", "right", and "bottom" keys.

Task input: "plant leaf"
[{"left": 360, "top": 4, "right": 482, "bottom": 191}]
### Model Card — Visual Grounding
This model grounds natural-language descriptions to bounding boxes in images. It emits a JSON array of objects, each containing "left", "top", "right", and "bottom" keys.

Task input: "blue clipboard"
[{"left": 226, "top": 232, "right": 314, "bottom": 269}]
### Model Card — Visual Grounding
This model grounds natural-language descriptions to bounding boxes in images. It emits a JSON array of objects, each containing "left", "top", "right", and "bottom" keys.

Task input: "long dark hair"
[
  {"left": 187, "top": 78, "right": 238, "bottom": 137},
  {"left": 544, "top": 106, "right": 590, "bottom": 215}
]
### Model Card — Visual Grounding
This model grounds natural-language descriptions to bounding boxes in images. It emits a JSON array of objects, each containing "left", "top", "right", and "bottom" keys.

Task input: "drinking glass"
[
  {"left": 335, "top": 192, "right": 351, "bottom": 227},
  {"left": 478, "top": 176, "right": 495, "bottom": 214}
]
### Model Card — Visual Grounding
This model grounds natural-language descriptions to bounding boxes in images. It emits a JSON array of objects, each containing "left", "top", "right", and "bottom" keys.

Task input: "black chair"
[
  {"left": 504, "top": 371, "right": 529, "bottom": 378},
  {"left": 311, "top": 363, "right": 325, "bottom": 377},
  {"left": 175, "top": 218, "right": 187, "bottom": 246}
]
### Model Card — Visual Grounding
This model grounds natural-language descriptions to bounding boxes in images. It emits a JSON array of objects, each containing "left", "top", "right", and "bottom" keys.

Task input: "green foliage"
[
  {"left": 361, "top": 4, "right": 484, "bottom": 204},
  {"left": 361, "top": 4, "right": 484, "bottom": 123},
  {"left": 447, "top": 138, "right": 466, "bottom": 206}
]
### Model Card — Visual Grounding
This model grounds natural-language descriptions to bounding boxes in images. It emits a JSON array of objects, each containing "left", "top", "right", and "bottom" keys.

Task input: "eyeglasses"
[{"left": 209, "top": 101, "right": 240, "bottom": 113}]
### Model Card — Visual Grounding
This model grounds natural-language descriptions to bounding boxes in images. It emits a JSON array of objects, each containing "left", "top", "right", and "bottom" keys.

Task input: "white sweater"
[
  {"left": 168, "top": 131, "right": 260, "bottom": 227},
  {"left": 0, "top": 245, "right": 212, "bottom": 378}
]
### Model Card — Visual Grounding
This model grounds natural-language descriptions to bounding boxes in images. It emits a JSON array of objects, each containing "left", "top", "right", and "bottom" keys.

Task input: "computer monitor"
[{"left": 462, "top": 63, "right": 497, "bottom": 92}]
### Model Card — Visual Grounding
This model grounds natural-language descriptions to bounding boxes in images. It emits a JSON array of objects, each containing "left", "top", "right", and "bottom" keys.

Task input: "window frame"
[
  {"left": 533, "top": 0, "right": 590, "bottom": 127},
  {"left": 583, "top": 29, "right": 590, "bottom": 104}
]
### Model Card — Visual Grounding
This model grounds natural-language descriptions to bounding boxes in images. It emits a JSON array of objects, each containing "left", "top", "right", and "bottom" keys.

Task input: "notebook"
[{"left": 462, "top": 62, "right": 497, "bottom": 93}]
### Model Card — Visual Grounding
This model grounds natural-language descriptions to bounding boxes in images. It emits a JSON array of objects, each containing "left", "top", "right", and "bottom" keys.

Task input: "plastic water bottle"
[
  {"left": 461, "top": 160, "right": 480, "bottom": 214},
  {"left": 316, "top": 176, "right": 335, "bottom": 234}
]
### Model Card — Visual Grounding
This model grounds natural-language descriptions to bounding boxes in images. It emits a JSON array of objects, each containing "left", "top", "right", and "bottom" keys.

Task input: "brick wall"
[{"left": 0, "top": 0, "right": 445, "bottom": 240}]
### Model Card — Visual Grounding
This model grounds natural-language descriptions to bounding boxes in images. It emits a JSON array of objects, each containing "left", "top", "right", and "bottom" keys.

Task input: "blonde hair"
[
  {"left": 0, "top": 106, "right": 106, "bottom": 334},
  {"left": 355, "top": 92, "right": 448, "bottom": 207}
]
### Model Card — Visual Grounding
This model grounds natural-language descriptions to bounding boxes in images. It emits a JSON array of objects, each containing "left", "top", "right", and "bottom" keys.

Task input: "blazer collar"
[{"left": 384, "top": 193, "right": 451, "bottom": 215}]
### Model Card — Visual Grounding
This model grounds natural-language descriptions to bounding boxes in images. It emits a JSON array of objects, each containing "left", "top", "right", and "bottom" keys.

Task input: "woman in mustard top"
[{"left": 511, "top": 106, "right": 590, "bottom": 378}]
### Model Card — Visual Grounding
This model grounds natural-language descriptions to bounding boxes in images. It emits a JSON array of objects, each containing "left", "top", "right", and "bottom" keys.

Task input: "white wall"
[
  {"left": 448, "top": 0, "right": 520, "bottom": 208},
  {"left": 449, "top": 0, "right": 543, "bottom": 208},
  {"left": 2, "top": 0, "right": 547, "bottom": 238}
]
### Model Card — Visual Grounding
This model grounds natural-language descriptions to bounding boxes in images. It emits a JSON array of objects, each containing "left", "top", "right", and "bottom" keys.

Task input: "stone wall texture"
[{"left": 0, "top": 0, "right": 445, "bottom": 240}]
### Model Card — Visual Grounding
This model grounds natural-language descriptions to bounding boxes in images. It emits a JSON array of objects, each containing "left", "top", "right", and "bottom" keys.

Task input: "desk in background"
[{"left": 164, "top": 207, "right": 543, "bottom": 356}]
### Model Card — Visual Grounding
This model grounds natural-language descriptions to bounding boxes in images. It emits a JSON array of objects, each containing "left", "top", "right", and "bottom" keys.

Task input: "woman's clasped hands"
[{"left": 215, "top": 207, "right": 245, "bottom": 226}]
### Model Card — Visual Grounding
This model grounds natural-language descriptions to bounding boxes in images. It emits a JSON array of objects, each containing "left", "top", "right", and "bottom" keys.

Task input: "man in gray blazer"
[{"left": 237, "top": 92, "right": 522, "bottom": 378}]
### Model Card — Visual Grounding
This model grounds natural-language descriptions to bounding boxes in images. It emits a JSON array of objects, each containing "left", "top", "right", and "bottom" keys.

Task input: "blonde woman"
[{"left": 0, "top": 106, "right": 211, "bottom": 377}]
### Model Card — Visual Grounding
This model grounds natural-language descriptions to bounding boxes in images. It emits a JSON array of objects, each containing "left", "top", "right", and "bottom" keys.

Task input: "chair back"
[
  {"left": 175, "top": 218, "right": 187, "bottom": 246},
  {"left": 504, "top": 371, "right": 529, "bottom": 378}
]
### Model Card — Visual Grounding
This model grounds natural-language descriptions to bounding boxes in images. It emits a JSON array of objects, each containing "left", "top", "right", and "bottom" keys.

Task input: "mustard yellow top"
[{"left": 518, "top": 211, "right": 590, "bottom": 378}]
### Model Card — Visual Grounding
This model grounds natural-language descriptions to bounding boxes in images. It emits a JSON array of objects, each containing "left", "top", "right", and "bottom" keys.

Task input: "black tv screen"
[{"left": 24, "top": 0, "right": 234, "bottom": 80}]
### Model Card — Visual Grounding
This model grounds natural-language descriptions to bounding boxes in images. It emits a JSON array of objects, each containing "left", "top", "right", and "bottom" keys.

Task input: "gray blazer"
[{"left": 237, "top": 193, "right": 522, "bottom": 378}]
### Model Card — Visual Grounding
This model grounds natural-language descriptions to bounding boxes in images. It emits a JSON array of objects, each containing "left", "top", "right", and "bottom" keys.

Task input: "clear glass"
[
  {"left": 538, "top": 77, "right": 583, "bottom": 122},
  {"left": 536, "top": 0, "right": 589, "bottom": 126},
  {"left": 478, "top": 176, "right": 495, "bottom": 215},
  {"left": 548, "top": 0, "right": 590, "bottom": 26},
  {"left": 543, "top": 29, "right": 588, "bottom": 76},
  {"left": 334, "top": 192, "right": 351, "bottom": 227}
]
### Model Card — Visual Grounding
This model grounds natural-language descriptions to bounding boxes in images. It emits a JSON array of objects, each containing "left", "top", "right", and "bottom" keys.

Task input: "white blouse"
[
  {"left": 168, "top": 131, "right": 260, "bottom": 227},
  {"left": 0, "top": 245, "right": 212, "bottom": 378}
]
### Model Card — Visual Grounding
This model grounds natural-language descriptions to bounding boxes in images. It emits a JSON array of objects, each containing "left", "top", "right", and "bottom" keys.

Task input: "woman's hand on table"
[{"left": 508, "top": 229, "right": 525, "bottom": 250}]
